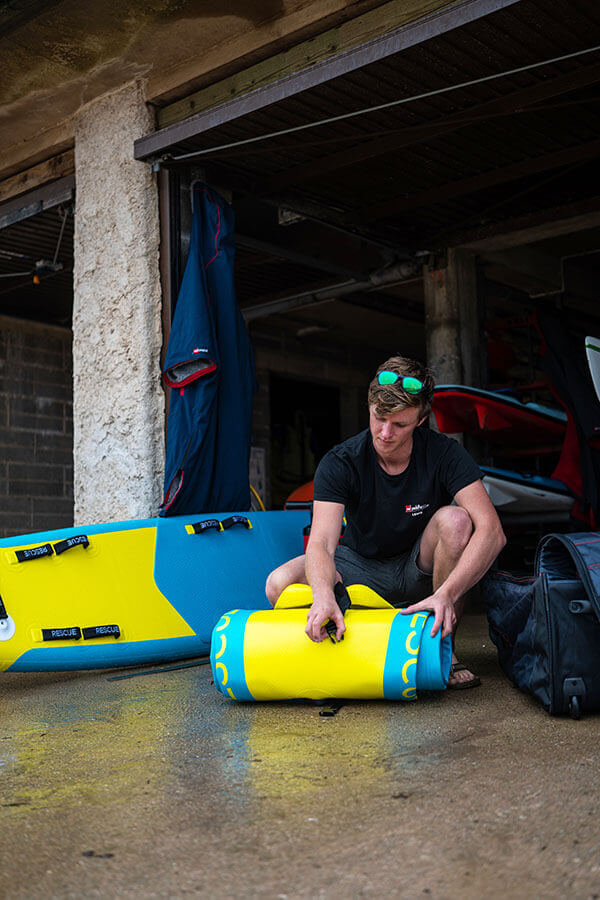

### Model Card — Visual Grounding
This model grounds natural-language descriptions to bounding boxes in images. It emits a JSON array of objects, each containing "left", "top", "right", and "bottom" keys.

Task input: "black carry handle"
[
  {"left": 82, "top": 625, "right": 120, "bottom": 640},
  {"left": 189, "top": 519, "right": 222, "bottom": 534},
  {"left": 42, "top": 626, "right": 81, "bottom": 641},
  {"left": 334, "top": 582, "right": 352, "bottom": 615},
  {"left": 54, "top": 535, "right": 90, "bottom": 555},
  {"left": 220, "top": 515, "right": 252, "bottom": 531},
  {"left": 15, "top": 543, "right": 53, "bottom": 563},
  {"left": 0, "top": 594, "right": 8, "bottom": 621},
  {"left": 325, "top": 583, "right": 352, "bottom": 644}
]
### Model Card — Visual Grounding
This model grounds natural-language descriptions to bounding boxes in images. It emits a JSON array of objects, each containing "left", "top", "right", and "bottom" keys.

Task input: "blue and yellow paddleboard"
[
  {"left": 211, "top": 584, "right": 452, "bottom": 701},
  {"left": 0, "top": 511, "right": 308, "bottom": 672}
]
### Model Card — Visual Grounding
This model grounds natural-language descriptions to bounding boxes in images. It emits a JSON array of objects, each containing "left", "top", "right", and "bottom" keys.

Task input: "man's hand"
[
  {"left": 305, "top": 595, "right": 346, "bottom": 643},
  {"left": 401, "top": 590, "right": 456, "bottom": 639}
]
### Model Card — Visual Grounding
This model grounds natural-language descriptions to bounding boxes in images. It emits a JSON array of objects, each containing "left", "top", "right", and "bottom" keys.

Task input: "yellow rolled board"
[{"left": 211, "top": 584, "right": 451, "bottom": 701}]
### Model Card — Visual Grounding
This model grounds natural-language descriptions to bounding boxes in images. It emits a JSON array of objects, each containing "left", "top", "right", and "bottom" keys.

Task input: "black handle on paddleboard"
[
  {"left": 0, "top": 594, "right": 8, "bottom": 621},
  {"left": 189, "top": 519, "right": 222, "bottom": 534},
  {"left": 334, "top": 582, "right": 352, "bottom": 615},
  {"left": 53, "top": 535, "right": 90, "bottom": 555},
  {"left": 221, "top": 515, "right": 252, "bottom": 530},
  {"left": 15, "top": 543, "right": 53, "bottom": 563},
  {"left": 82, "top": 624, "right": 120, "bottom": 640}
]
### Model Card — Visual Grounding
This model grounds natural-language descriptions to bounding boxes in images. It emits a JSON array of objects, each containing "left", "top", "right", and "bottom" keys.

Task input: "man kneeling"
[{"left": 266, "top": 356, "right": 506, "bottom": 689}]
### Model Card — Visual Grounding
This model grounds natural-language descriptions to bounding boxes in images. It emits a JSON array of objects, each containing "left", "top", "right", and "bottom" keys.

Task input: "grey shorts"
[{"left": 333, "top": 540, "right": 433, "bottom": 608}]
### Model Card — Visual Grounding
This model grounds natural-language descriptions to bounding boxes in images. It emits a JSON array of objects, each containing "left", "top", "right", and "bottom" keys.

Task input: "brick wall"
[{"left": 0, "top": 316, "right": 73, "bottom": 538}]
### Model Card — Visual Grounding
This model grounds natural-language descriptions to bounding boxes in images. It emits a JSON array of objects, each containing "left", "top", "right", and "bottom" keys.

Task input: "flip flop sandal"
[{"left": 448, "top": 662, "right": 481, "bottom": 690}]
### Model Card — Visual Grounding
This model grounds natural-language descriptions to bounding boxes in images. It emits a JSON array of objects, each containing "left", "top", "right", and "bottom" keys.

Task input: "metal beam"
[
  {"left": 351, "top": 138, "right": 600, "bottom": 223},
  {"left": 0, "top": 175, "right": 75, "bottom": 230},
  {"left": 260, "top": 61, "right": 600, "bottom": 193},
  {"left": 134, "top": 0, "right": 520, "bottom": 161},
  {"left": 242, "top": 261, "right": 419, "bottom": 321}
]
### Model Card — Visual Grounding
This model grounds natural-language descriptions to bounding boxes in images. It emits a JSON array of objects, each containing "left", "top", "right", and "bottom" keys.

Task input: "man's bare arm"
[{"left": 304, "top": 500, "right": 345, "bottom": 642}]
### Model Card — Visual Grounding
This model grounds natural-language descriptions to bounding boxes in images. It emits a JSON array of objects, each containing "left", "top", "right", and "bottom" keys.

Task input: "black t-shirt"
[{"left": 313, "top": 426, "right": 481, "bottom": 559}]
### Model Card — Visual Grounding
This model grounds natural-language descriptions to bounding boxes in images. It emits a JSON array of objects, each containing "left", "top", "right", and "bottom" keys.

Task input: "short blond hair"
[{"left": 368, "top": 356, "right": 434, "bottom": 417}]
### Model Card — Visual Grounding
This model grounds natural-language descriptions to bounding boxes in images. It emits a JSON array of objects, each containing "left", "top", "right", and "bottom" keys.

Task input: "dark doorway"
[{"left": 269, "top": 375, "right": 340, "bottom": 508}]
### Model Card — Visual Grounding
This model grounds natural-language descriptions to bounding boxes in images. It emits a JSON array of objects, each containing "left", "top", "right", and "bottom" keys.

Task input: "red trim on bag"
[
  {"left": 205, "top": 201, "right": 221, "bottom": 269},
  {"left": 163, "top": 360, "right": 217, "bottom": 388},
  {"left": 163, "top": 470, "right": 184, "bottom": 511},
  {"left": 193, "top": 187, "right": 223, "bottom": 270}
]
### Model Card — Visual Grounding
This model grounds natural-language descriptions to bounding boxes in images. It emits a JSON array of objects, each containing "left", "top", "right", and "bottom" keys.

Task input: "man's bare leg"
[
  {"left": 266, "top": 555, "right": 343, "bottom": 609},
  {"left": 417, "top": 506, "right": 480, "bottom": 688},
  {"left": 265, "top": 555, "right": 308, "bottom": 607}
]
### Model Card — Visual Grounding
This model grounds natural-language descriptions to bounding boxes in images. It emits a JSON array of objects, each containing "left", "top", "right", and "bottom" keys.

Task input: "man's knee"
[
  {"left": 265, "top": 568, "right": 285, "bottom": 606},
  {"left": 433, "top": 506, "right": 473, "bottom": 555},
  {"left": 265, "top": 556, "right": 306, "bottom": 606}
]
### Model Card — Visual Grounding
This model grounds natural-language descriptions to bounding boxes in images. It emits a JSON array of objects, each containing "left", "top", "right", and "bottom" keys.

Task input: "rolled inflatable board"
[
  {"left": 0, "top": 510, "right": 308, "bottom": 672},
  {"left": 211, "top": 584, "right": 452, "bottom": 701}
]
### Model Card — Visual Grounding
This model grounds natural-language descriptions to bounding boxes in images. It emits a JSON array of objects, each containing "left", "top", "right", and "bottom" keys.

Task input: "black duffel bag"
[{"left": 483, "top": 532, "right": 600, "bottom": 719}]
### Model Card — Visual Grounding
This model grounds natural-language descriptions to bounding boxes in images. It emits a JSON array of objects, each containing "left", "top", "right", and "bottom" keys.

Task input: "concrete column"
[
  {"left": 423, "top": 248, "right": 481, "bottom": 386},
  {"left": 73, "top": 81, "right": 165, "bottom": 524}
]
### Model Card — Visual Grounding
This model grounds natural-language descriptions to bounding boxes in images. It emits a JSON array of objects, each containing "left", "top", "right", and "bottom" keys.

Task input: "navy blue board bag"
[{"left": 483, "top": 533, "right": 600, "bottom": 718}]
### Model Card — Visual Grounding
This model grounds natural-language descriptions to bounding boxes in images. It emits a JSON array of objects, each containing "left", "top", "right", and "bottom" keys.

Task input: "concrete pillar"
[
  {"left": 423, "top": 248, "right": 481, "bottom": 386},
  {"left": 73, "top": 81, "right": 165, "bottom": 524}
]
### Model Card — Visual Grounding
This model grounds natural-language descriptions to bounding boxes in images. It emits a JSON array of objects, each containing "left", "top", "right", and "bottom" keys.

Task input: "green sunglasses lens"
[
  {"left": 403, "top": 376, "right": 423, "bottom": 394},
  {"left": 378, "top": 371, "right": 398, "bottom": 385}
]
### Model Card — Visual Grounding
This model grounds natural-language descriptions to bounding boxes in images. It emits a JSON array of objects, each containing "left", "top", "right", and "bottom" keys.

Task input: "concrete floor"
[{"left": 1, "top": 613, "right": 599, "bottom": 900}]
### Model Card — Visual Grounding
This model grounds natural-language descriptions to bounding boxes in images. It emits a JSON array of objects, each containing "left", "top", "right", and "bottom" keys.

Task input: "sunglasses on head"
[{"left": 377, "top": 371, "right": 424, "bottom": 393}]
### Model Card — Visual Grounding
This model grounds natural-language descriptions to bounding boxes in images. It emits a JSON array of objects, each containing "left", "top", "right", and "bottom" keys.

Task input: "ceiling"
[
  {"left": 2, "top": 0, "right": 600, "bottom": 349},
  {"left": 132, "top": 0, "right": 600, "bottom": 351}
]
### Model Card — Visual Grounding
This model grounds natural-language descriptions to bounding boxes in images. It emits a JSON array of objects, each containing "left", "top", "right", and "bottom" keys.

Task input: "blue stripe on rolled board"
[{"left": 211, "top": 609, "right": 254, "bottom": 701}]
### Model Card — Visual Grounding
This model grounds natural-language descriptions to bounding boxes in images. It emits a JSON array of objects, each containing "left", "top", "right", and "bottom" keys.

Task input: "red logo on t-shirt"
[{"left": 405, "top": 503, "right": 430, "bottom": 516}]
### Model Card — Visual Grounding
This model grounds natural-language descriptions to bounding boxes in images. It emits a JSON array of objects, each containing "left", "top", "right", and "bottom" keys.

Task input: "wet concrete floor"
[{"left": 1, "top": 612, "right": 599, "bottom": 899}]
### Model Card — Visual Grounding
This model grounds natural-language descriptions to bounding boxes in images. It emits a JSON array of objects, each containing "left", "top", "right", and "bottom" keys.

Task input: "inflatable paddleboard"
[
  {"left": 211, "top": 583, "right": 452, "bottom": 702},
  {"left": 432, "top": 385, "right": 566, "bottom": 447},
  {"left": 586, "top": 336, "right": 600, "bottom": 404},
  {"left": 0, "top": 510, "right": 308, "bottom": 672}
]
